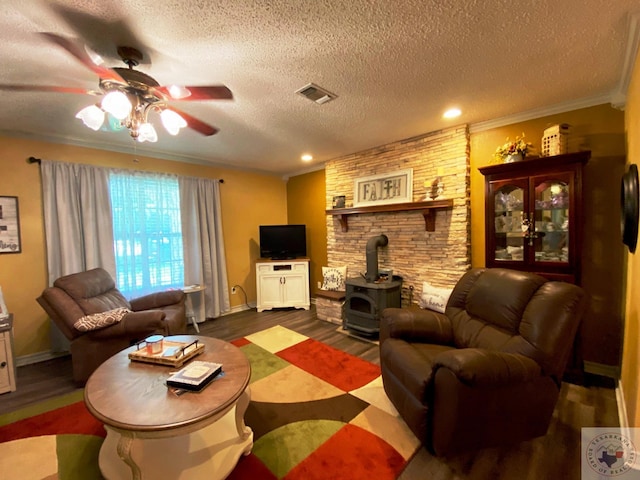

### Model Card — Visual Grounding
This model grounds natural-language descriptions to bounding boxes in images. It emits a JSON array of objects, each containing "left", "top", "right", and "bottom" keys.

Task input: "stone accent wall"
[
  {"left": 325, "top": 126, "right": 471, "bottom": 305},
  {"left": 316, "top": 296, "right": 345, "bottom": 325}
]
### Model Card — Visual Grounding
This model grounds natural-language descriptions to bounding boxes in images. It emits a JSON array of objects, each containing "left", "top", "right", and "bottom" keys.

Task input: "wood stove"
[
  {"left": 343, "top": 276, "right": 402, "bottom": 335},
  {"left": 342, "top": 233, "right": 403, "bottom": 336}
]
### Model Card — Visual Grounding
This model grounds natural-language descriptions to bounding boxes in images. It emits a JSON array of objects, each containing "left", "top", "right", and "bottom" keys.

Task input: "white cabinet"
[
  {"left": 256, "top": 258, "right": 310, "bottom": 312},
  {"left": 0, "top": 315, "right": 16, "bottom": 394}
]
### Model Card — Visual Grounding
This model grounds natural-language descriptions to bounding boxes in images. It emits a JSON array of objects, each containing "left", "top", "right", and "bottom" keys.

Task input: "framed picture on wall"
[
  {"left": 0, "top": 196, "right": 21, "bottom": 254},
  {"left": 354, "top": 169, "right": 413, "bottom": 207}
]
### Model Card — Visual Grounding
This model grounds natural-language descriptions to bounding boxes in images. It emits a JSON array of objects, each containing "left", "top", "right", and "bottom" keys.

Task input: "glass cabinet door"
[
  {"left": 532, "top": 175, "right": 572, "bottom": 264},
  {"left": 492, "top": 183, "right": 525, "bottom": 263},
  {"left": 481, "top": 152, "right": 587, "bottom": 285}
]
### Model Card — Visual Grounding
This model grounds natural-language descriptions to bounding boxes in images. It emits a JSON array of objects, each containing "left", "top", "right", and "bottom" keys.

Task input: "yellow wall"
[
  {"left": 470, "top": 104, "right": 626, "bottom": 368},
  {"left": 0, "top": 135, "right": 287, "bottom": 358},
  {"left": 286, "top": 169, "right": 328, "bottom": 293},
  {"left": 622, "top": 48, "right": 640, "bottom": 427}
]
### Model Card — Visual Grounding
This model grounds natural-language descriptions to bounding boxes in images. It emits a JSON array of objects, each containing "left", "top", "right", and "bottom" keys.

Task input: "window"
[{"left": 109, "top": 171, "right": 184, "bottom": 298}]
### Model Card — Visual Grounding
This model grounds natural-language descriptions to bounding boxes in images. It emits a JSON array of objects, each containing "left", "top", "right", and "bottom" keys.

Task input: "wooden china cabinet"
[
  {"left": 479, "top": 151, "right": 590, "bottom": 284},
  {"left": 480, "top": 151, "right": 591, "bottom": 384}
]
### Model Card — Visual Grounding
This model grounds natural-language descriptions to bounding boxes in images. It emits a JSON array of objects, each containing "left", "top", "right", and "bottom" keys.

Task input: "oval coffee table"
[{"left": 84, "top": 335, "right": 252, "bottom": 480}]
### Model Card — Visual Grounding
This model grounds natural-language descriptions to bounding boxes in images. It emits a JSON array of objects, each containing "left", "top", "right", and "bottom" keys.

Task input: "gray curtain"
[
  {"left": 41, "top": 160, "right": 115, "bottom": 351},
  {"left": 179, "top": 176, "right": 230, "bottom": 319}
]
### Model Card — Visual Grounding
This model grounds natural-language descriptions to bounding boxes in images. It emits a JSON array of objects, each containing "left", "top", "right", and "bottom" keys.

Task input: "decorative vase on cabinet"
[{"left": 504, "top": 152, "right": 524, "bottom": 163}]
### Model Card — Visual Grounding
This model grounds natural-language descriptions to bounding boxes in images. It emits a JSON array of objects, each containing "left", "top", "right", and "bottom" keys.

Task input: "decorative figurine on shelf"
[
  {"left": 424, "top": 168, "right": 445, "bottom": 200},
  {"left": 550, "top": 186, "right": 568, "bottom": 208},
  {"left": 332, "top": 195, "right": 346, "bottom": 208},
  {"left": 429, "top": 177, "right": 444, "bottom": 200}
]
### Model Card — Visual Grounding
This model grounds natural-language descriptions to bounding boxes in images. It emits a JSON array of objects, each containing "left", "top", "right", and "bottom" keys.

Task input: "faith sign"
[{"left": 354, "top": 169, "right": 413, "bottom": 207}]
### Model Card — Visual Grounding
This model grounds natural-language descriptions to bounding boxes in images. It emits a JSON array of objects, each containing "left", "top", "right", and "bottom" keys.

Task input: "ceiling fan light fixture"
[
  {"left": 137, "top": 122, "right": 158, "bottom": 143},
  {"left": 160, "top": 109, "right": 187, "bottom": 135},
  {"left": 16, "top": 35, "right": 228, "bottom": 141},
  {"left": 75, "top": 105, "right": 105, "bottom": 131},
  {"left": 167, "top": 85, "right": 191, "bottom": 99},
  {"left": 102, "top": 91, "right": 132, "bottom": 120}
]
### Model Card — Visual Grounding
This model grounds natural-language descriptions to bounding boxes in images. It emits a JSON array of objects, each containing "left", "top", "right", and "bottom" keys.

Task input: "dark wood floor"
[{"left": 0, "top": 307, "right": 620, "bottom": 480}]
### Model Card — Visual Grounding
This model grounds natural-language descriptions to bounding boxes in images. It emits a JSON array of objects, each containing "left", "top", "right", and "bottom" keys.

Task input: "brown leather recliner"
[
  {"left": 37, "top": 267, "right": 187, "bottom": 384},
  {"left": 380, "top": 268, "right": 588, "bottom": 456}
]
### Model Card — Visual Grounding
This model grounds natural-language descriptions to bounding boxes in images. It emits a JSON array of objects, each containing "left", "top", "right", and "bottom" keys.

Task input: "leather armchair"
[
  {"left": 379, "top": 268, "right": 588, "bottom": 456},
  {"left": 37, "top": 268, "right": 187, "bottom": 384}
]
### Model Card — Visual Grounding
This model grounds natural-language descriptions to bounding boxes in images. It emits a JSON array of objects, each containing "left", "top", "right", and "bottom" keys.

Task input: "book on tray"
[{"left": 166, "top": 361, "right": 223, "bottom": 391}]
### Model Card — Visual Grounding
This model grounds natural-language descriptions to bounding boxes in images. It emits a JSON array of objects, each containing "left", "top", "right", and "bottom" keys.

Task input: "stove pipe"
[{"left": 365, "top": 234, "right": 388, "bottom": 283}]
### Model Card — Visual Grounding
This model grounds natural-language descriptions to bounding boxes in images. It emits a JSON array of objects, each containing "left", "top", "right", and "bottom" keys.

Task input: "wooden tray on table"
[{"left": 128, "top": 339, "right": 204, "bottom": 368}]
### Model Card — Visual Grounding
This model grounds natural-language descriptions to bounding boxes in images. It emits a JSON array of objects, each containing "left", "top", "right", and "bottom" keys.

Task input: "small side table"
[
  {"left": 183, "top": 285, "right": 206, "bottom": 333},
  {"left": 0, "top": 314, "right": 16, "bottom": 394}
]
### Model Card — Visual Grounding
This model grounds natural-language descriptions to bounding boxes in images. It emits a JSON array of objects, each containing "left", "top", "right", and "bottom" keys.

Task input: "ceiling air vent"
[{"left": 295, "top": 83, "right": 337, "bottom": 105}]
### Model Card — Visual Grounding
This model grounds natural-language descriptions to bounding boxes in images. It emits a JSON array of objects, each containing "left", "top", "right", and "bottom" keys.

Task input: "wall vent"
[{"left": 295, "top": 83, "right": 337, "bottom": 105}]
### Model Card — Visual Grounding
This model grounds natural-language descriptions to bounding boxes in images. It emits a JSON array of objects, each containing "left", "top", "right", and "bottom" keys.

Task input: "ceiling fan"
[{"left": 0, "top": 32, "right": 233, "bottom": 142}]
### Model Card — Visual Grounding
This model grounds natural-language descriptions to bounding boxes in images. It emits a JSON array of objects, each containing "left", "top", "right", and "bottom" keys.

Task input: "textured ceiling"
[{"left": 0, "top": 0, "right": 639, "bottom": 175}]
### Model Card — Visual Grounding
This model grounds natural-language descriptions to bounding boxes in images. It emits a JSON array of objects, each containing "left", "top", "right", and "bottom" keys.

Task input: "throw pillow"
[
  {"left": 321, "top": 266, "right": 347, "bottom": 291},
  {"left": 419, "top": 282, "right": 453, "bottom": 313},
  {"left": 73, "top": 307, "right": 131, "bottom": 332}
]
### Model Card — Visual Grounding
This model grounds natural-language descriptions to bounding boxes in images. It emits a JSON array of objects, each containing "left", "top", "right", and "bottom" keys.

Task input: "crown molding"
[
  {"left": 0, "top": 129, "right": 282, "bottom": 177},
  {"left": 613, "top": 11, "right": 640, "bottom": 108},
  {"left": 468, "top": 94, "right": 614, "bottom": 133},
  {"left": 283, "top": 162, "right": 326, "bottom": 181}
]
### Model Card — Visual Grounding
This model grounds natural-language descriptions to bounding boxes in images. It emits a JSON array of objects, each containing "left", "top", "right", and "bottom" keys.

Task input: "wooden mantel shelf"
[{"left": 326, "top": 199, "right": 454, "bottom": 232}]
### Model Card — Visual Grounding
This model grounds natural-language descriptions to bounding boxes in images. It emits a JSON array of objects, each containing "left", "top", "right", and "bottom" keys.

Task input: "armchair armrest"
[
  {"left": 380, "top": 307, "right": 453, "bottom": 345},
  {"left": 433, "top": 348, "right": 542, "bottom": 387},
  {"left": 82, "top": 310, "right": 166, "bottom": 339},
  {"left": 130, "top": 290, "right": 185, "bottom": 311}
]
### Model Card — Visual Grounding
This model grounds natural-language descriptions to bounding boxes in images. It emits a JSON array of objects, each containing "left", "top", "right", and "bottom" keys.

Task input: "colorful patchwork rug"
[
  {"left": 0, "top": 389, "right": 105, "bottom": 479},
  {"left": 0, "top": 325, "right": 419, "bottom": 479},
  {"left": 229, "top": 325, "right": 419, "bottom": 479}
]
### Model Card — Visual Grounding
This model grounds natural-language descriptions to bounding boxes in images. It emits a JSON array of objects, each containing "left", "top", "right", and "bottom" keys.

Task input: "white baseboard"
[
  {"left": 583, "top": 360, "right": 620, "bottom": 378},
  {"left": 615, "top": 381, "right": 640, "bottom": 471},
  {"left": 16, "top": 350, "right": 69, "bottom": 367},
  {"left": 617, "top": 380, "right": 629, "bottom": 430},
  {"left": 225, "top": 303, "right": 257, "bottom": 314}
]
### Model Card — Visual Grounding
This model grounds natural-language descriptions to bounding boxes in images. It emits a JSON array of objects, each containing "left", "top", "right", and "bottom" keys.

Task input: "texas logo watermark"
[{"left": 582, "top": 428, "right": 640, "bottom": 478}]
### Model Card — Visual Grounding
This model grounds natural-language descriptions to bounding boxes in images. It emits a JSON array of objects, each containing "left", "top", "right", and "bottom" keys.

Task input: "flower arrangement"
[{"left": 493, "top": 133, "right": 533, "bottom": 162}]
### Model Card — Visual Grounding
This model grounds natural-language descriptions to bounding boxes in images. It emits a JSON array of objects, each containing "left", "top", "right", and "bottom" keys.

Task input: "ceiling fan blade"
[
  {"left": 166, "top": 107, "right": 219, "bottom": 136},
  {"left": 0, "top": 84, "right": 101, "bottom": 95},
  {"left": 154, "top": 85, "right": 233, "bottom": 101},
  {"left": 39, "top": 32, "right": 126, "bottom": 84},
  {"left": 48, "top": 4, "right": 155, "bottom": 67}
]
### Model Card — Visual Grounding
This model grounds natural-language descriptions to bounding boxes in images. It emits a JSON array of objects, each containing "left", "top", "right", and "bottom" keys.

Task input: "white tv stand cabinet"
[{"left": 256, "top": 258, "right": 310, "bottom": 313}]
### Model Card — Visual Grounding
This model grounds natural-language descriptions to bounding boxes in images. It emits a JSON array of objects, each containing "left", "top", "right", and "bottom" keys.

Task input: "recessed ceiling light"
[
  {"left": 301, "top": 154, "right": 313, "bottom": 162},
  {"left": 443, "top": 108, "right": 461, "bottom": 119}
]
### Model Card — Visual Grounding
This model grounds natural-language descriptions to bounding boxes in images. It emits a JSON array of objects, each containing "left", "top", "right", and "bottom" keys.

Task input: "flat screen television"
[{"left": 259, "top": 224, "right": 307, "bottom": 259}]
